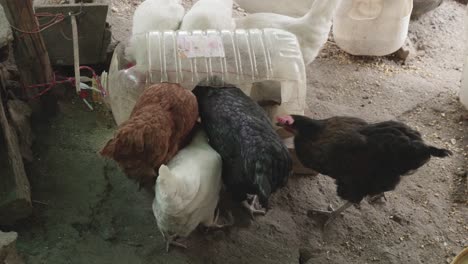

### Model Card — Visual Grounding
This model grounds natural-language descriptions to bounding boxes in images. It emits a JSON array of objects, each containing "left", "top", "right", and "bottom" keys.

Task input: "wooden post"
[
  {"left": 70, "top": 0, "right": 81, "bottom": 93},
  {"left": 0, "top": 0, "right": 53, "bottom": 98},
  {"left": 0, "top": 71, "right": 32, "bottom": 225}
]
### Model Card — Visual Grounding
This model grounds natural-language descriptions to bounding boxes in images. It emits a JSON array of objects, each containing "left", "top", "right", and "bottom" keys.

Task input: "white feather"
[
  {"left": 126, "top": 0, "right": 185, "bottom": 65},
  {"left": 180, "top": 0, "right": 235, "bottom": 30},
  {"left": 234, "top": 0, "right": 315, "bottom": 17},
  {"left": 235, "top": 0, "right": 342, "bottom": 65},
  {"left": 152, "top": 128, "right": 222, "bottom": 238}
]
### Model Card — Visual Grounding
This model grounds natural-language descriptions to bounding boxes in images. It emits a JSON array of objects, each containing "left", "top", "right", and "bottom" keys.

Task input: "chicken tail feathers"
[
  {"left": 301, "top": 0, "right": 342, "bottom": 65},
  {"left": 253, "top": 155, "right": 291, "bottom": 208},
  {"left": 158, "top": 165, "right": 172, "bottom": 179},
  {"left": 155, "top": 164, "right": 201, "bottom": 215},
  {"left": 307, "top": 0, "right": 342, "bottom": 17},
  {"left": 428, "top": 146, "right": 453, "bottom": 158},
  {"left": 156, "top": 165, "right": 178, "bottom": 204},
  {"left": 254, "top": 161, "right": 272, "bottom": 209},
  {"left": 100, "top": 123, "right": 150, "bottom": 160},
  {"left": 100, "top": 138, "right": 116, "bottom": 158}
]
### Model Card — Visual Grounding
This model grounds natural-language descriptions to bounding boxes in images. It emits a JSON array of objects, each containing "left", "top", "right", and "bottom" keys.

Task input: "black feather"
[
  {"left": 290, "top": 116, "right": 452, "bottom": 204},
  {"left": 428, "top": 146, "right": 453, "bottom": 157},
  {"left": 193, "top": 84, "right": 292, "bottom": 208}
]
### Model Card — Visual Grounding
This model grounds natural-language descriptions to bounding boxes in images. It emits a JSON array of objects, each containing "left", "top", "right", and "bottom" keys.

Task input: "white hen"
[
  {"left": 180, "top": 0, "right": 235, "bottom": 30},
  {"left": 126, "top": 0, "right": 185, "bottom": 65},
  {"left": 235, "top": 0, "right": 315, "bottom": 17},
  {"left": 152, "top": 128, "right": 229, "bottom": 251},
  {"left": 235, "top": 0, "right": 342, "bottom": 65}
]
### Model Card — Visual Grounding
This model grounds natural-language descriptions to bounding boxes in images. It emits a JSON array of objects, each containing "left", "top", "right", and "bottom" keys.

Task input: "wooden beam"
[
  {"left": 70, "top": 0, "right": 80, "bottom": 93},
  {"left": 0, "top": 0, "right": 53, "bottom": 99},
  {"left": 0, "top": 71, "right": 32, "bottom": 225}
]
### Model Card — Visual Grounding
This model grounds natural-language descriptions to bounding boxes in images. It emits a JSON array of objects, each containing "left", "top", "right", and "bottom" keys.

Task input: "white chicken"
[
  {"left": 235, "top": 0, "right": 342, "bottom": 65},
  {"left": 180, "top": 0, "right": 235, "bottom": 30},
  {"left": 152, "top": 127, "right": 231, "bottom": 251},
  {"left": 126, "top": 0, "right": 185, "bottom": 65},
  {"left": 235, "top": 0, "right": 315, "bottom": 17}
]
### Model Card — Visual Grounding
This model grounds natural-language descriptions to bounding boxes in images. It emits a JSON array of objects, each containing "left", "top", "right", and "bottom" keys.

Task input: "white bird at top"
[
  {"left": 235, "top": 0, "right": 343, "bottom": 65},
  {"left": 126, "top": 0, "right": 185, "bottom": 65},
  {"left": 235, "top": 0, "right": 315, "bottom": 17},
  {"left": 180, "top": 0, "right": 235, "bottom": 30}
]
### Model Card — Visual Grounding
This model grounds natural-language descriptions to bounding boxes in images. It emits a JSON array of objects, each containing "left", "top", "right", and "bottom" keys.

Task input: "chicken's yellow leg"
[
  {"left": 242, "top": 195, "right": 266, "bottom": 220},
  {"left": 205, "top": 209, "right": 235, "bottom": 230},
  {"left": 367, "top": 193, "right": 387, "bottom": 204},
  {"left": 162, "top": 233, "right": 187, "bottom": 252},
  {"left": 308, "top": 201, "right": 353, "bottom": 229}
]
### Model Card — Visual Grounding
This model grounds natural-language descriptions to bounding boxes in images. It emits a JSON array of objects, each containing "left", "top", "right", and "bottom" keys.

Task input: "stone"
[
  {"left": 0, "top": 5, "right": 13, "bottom": 49},
  {"left": 0, "top": 231, "right": 24, "bottom": 264},
  {"left": 411, "top": 0, "right": 444, "bottom": 20},
  {"left": 395, "top": 38, "right": 417, "bottom": 62},
  {"left": 299, "top": 248, "right": 314, "bottom": 264}
]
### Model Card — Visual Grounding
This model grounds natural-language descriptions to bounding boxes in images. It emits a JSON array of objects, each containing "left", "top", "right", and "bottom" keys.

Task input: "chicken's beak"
[
  {"left": 275, "top": 117, "right": 285, "bottom": 127},
  {"left": 276, "top": 122, "right": 285, "bottom": 127}
]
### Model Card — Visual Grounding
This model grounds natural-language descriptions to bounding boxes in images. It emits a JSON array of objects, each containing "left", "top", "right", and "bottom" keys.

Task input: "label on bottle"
[{"left": 177, "top": 35, "right": 225, "bottom": 58}]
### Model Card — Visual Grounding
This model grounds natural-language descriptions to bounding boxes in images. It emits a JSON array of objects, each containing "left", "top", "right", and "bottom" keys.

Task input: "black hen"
[
  {"left": 276, "top": 115, "right": 452, "bottom": 227},
  {"left": 193, "top": 83, "right": 292, "bottom": 218}
]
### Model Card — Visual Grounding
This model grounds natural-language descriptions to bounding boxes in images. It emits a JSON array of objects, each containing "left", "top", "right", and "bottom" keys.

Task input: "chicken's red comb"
[{"left": 276, "top": 115, "right": 294, "bottom": 125}]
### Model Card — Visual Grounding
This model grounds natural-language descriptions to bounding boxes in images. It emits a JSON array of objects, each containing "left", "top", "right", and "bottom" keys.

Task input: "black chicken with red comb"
[{"left": 277, "top": 114, "right": 452, "bottom": 228}]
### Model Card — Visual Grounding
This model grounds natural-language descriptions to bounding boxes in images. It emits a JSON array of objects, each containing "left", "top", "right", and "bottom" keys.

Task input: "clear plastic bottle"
[
  {"left": 332, "top": 0, "right": 413, "bottom": 56},
  {"left": 104, "top": 29, "right": 307, "bottom": 125}
]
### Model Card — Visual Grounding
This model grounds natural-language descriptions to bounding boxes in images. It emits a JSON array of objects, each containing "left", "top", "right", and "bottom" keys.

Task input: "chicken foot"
[
  {"left": 367, "top": 193, "right": 388, "bottom": 204},
  {"left": 308, "top": 202, "right": 353, "bottom": 229},
  {"left": 162, "top": 233, "right": 187, "bottom": 252},
  {"left": 205, "top": 209, "right": 235, "bottom": 230},
  {"left": 242, "top": 195, "right": 266, "bottom": 220}
]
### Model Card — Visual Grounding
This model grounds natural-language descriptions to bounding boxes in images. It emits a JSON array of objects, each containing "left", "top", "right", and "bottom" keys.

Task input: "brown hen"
[{"left": 100, "top": 83, "right": 199, "bottom": 192}]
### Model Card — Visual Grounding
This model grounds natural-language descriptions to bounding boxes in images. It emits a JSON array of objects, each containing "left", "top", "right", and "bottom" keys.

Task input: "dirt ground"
[{"left": 5, "top": 0, "right": 468, "bottom": 263}]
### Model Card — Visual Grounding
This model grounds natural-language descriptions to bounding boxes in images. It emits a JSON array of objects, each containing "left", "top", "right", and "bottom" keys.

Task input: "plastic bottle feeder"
[{"left": 104, "top": 29, "right": 307, "bottom": 126}]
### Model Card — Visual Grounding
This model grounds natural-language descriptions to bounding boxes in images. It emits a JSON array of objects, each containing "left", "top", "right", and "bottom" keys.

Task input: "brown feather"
[{"left": 100, "top": 83, "right": 199, "bottom": 191}]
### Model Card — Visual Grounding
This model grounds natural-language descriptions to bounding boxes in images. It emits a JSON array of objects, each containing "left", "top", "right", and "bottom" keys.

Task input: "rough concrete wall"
[{"left": 0, "top": 5, "right": 12, "bottom": 49}]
